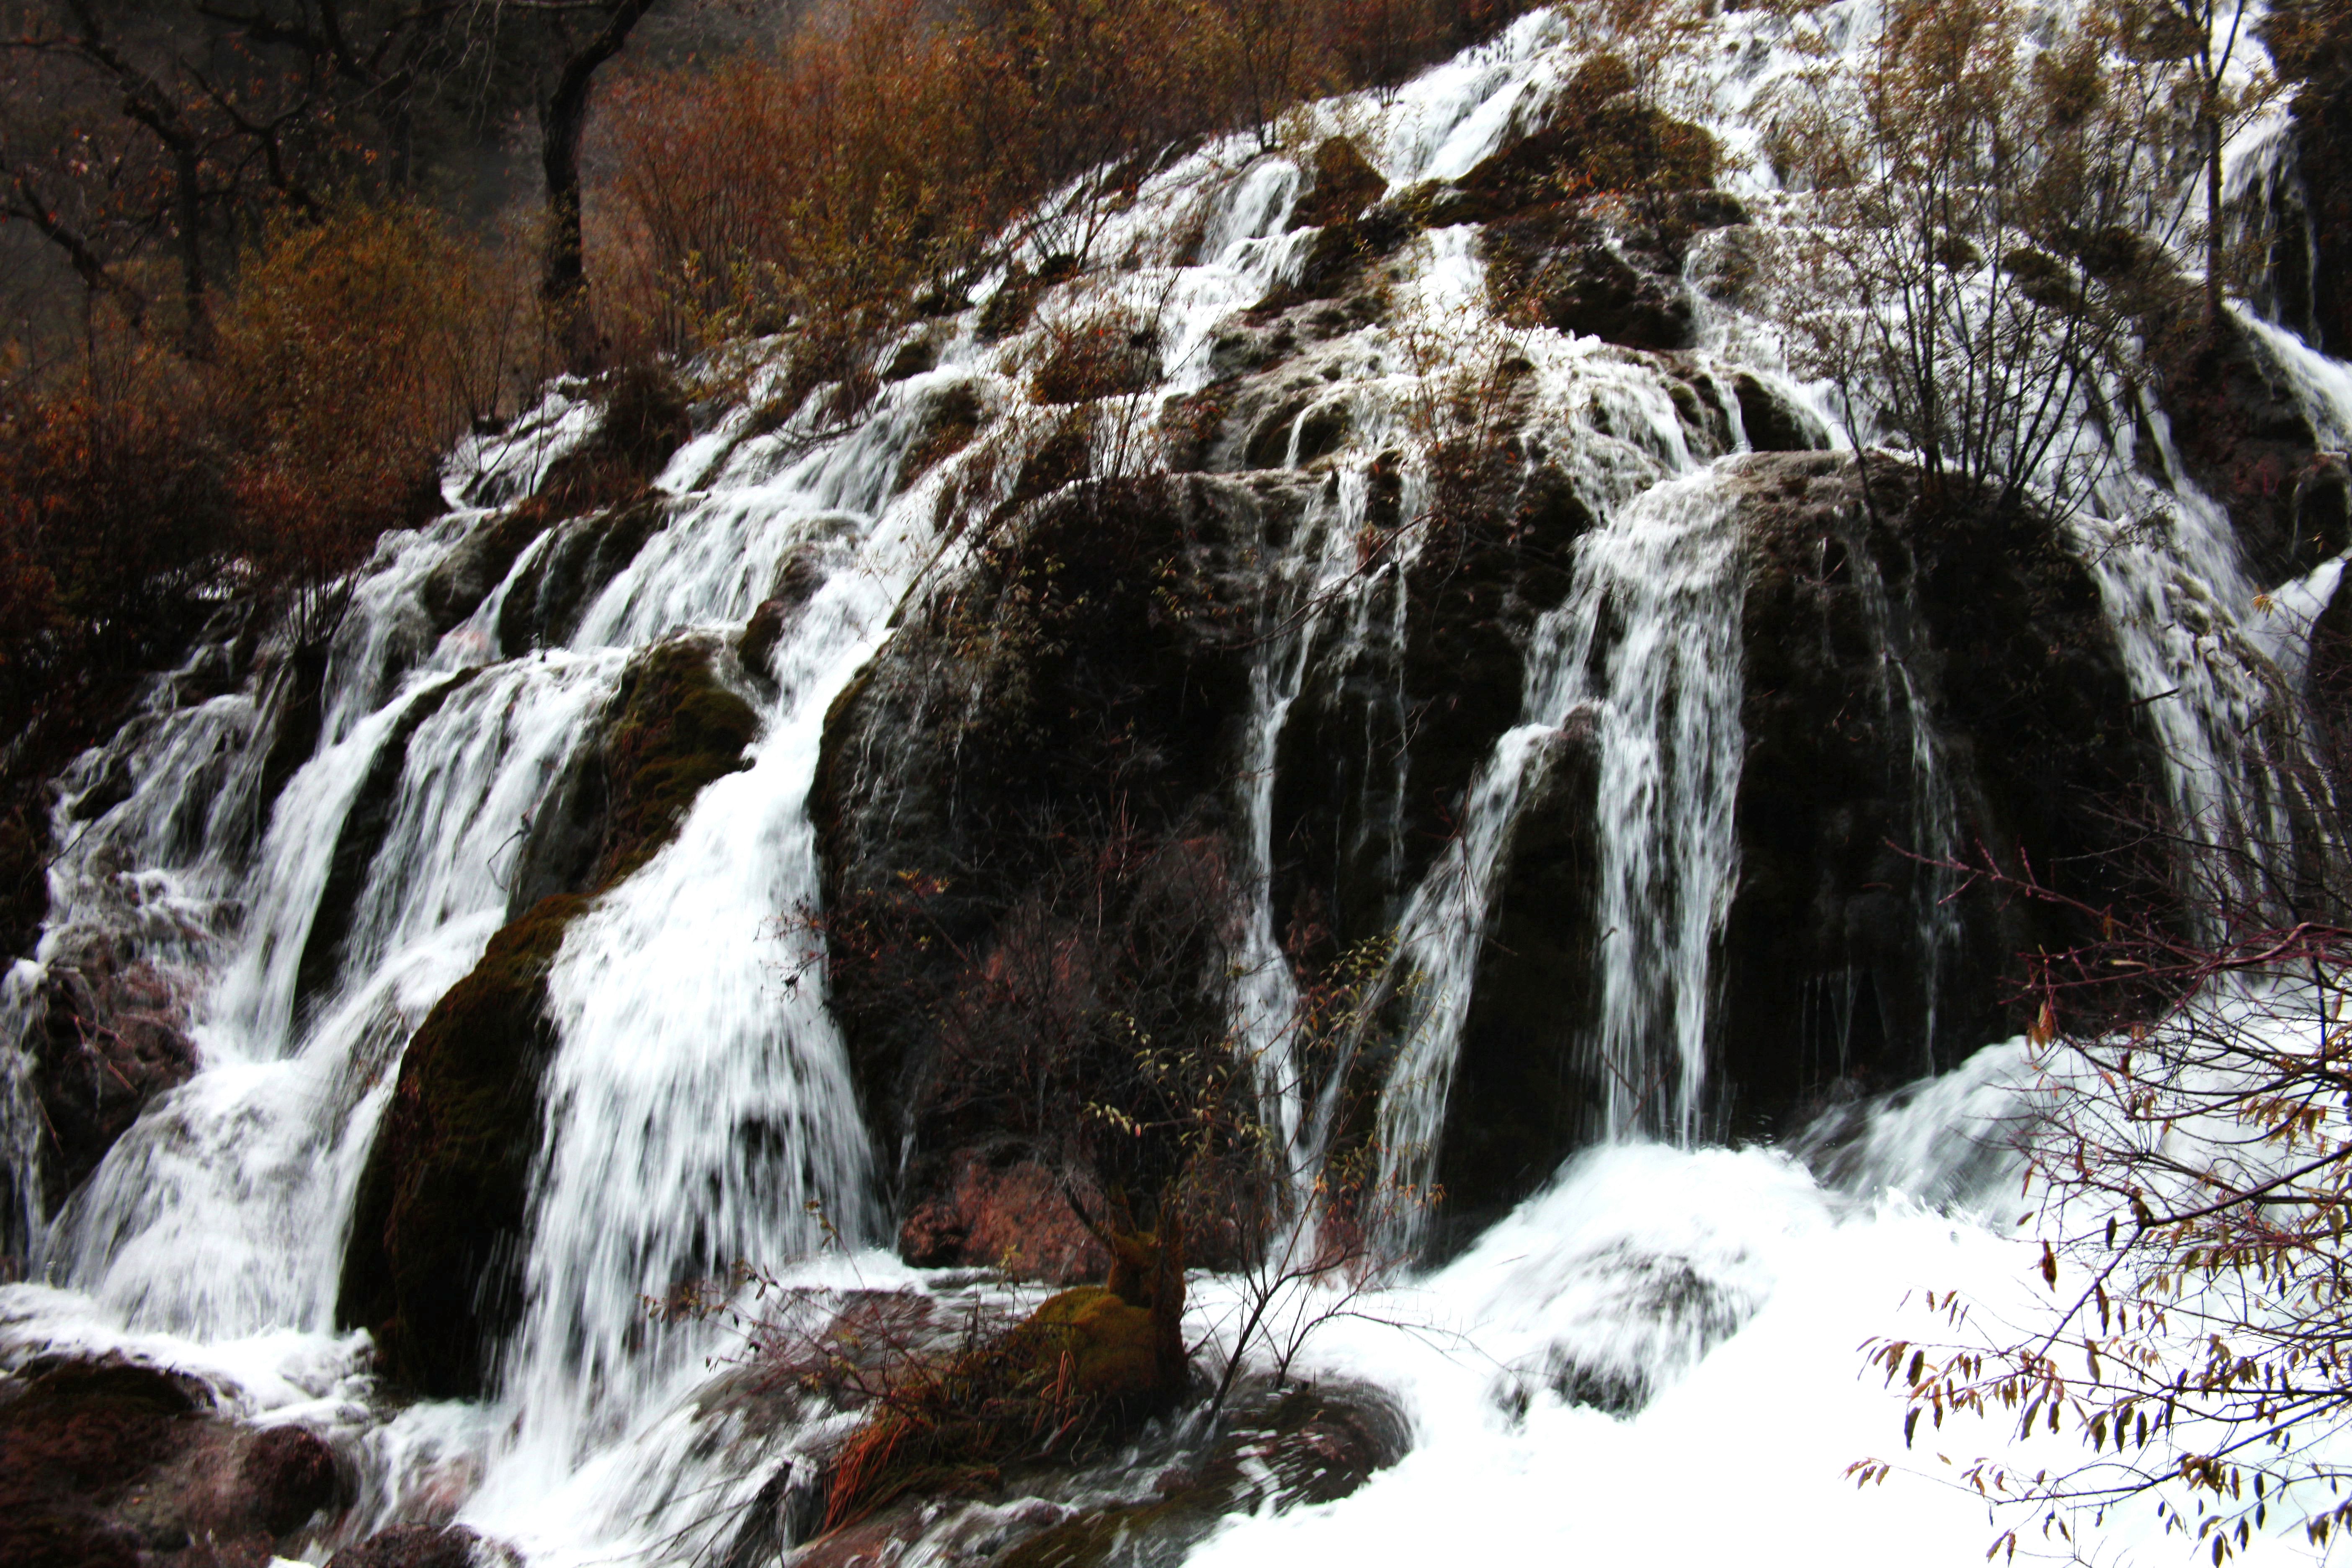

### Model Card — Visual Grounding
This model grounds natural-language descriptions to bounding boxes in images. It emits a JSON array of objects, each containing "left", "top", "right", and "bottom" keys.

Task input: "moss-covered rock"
[
  {"left": 335, "top": 891, "right": 582, "bottom": 1398},
  {"left": 1434, "top": 715, "right": 1606, "bottom": 1241},
  {"left": 1292, "top": 137, "right": 1389, "bottom": 230},
  {"left": 27, "top": 938, "right": 200, "bottom": 1212},
  {"left": 1452, "top": 55, "right": 1718, "bottom": 224},
  {"left": 595, "top": 639, "right": 760, "bottom": 886},
  {"left": 420, "top": 505, "right": 561, "bottom": 636},
  {"left": 1015, "top": 1287, "right": 1163, "bottom": 1400}
]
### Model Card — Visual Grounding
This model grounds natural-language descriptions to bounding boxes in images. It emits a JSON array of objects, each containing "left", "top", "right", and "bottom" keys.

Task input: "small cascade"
[
  {"left": 1226, "top": 478, "right": 1373, "bottom": 1164},
  {"left": 1374, "top": 468, "right": 1747, "bottom": 1220},
  {"left": 485, "top": 436, "right": 936, "bottom": 1493}
]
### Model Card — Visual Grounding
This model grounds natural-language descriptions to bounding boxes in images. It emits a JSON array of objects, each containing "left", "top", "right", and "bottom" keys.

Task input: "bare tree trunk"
[
  {"left": 540, "top": 0, "right": 659, "bottom": 371},
  {"left": 2205, "top": 95, "right": 2226, "bottom": 331}
]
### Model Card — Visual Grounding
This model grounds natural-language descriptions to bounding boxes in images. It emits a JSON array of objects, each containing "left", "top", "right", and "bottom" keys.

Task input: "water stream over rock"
[{"left": 5, "top": 3, "right": 2351, "bottom": 1564}]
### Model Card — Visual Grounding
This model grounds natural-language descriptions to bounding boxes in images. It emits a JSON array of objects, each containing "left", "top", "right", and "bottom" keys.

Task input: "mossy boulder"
[
  {"left": 1434, "top": 715, "right": 1607, "bottom": 1243},
  {"left": 1269, "top": 451, "right": 1596, "bottom": 973},
  {"left": 336, "top": 891, "right": 583, "bottom": 1398},
  {"left": 1292, "top": 137, "right": 1388, "bottom": 230},
  {"left": 1015, "top": 1287, "right": 1163, "bottom": 1400},
  {"left": 595, "top": 639, "right": 760, "bottom": 885},
  {"left": 816, "top": 475, "right": 1267, "bottom": 1222},
  {"left": 420, "top": 505, "right": 561, "bottom": 636},
  {"left": 27, "top": 936, "right": 199, "bottom": 1212}
]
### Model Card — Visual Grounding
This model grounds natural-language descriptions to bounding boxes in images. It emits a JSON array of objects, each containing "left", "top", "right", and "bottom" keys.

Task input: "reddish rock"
[
  {"left": 28, "top": 937, "right": 200, "bottom": 1206},
  {"left": 899, "top": 1152, "right": 1108, "bottom": 1282},
  {"left": 0, "top": 1356, "right": 353, "bottom": 1566},
  {"left": 240, "top": 1425, "right": 340, "bottom": 1536}
]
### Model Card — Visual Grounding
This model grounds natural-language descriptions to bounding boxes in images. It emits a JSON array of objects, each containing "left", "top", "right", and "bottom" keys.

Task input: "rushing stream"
[{"left": 5, "top": 3, "right": 2350, "bottom": 1564}]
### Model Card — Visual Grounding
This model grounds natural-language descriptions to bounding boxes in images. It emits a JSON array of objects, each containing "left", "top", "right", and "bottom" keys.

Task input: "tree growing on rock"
[{"left": 1763, "top": 0, "right": 2185, "bottom": 521}]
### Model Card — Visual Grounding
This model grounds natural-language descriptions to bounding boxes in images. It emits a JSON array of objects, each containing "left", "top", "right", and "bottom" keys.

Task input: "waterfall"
[{"left": 1, "top": 2, "right": 2345, "bottom": 1563}]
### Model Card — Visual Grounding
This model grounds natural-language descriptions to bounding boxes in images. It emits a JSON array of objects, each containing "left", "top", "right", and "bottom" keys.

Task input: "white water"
[{"left": 3, "top": 2, "right": 2348, "bottom": 1564}]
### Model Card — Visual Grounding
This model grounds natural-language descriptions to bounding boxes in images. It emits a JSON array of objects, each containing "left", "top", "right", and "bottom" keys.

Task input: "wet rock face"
[
  {"left": 330, "top": 1523, "right": 513, "bottom": 1568},
  {"left": 27, "top": 936, "right": 200, "bottom": 1210},
  {"left": 1715, "top": 453, "right": 2164, "bottom": 1132},
  {"left": 816, "top": 474, "right": 1273, "bottom": 1242},
  {"left": 2146, "top": 304, "right": 2336, "bottom": 586},
  {"left": 1435, "top": 716, "right": 1605, "bottom": 1240},
  {"left": 494, "top": 495, "right": 672, "bottom": 653},
  {"left": 0, "top": 1357, "right": 345, "bottom": 1568},
  {"left": 1267, "top": 444, "right": 1602, "bottom": 985},
  {"left": 1451, "top": 52, "right": 1718, "bottom": 224},
  {"left": 294, "top": 668, "right": 480, "bottom": 1019},
  {"left": 336, "top": 890, "right": 582, "bottom": 1400},
  {"left": 1483, "top": 209, "right": 1695, "bottom": 350}
]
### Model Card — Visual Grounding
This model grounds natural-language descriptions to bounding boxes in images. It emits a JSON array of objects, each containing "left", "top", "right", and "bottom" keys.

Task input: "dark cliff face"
[
  {"left": 804, "top": 104, "right": 2202, "bottom": 1256},
  {"left": 815, "top": 423, "right": 2170, "bottom": 1253},
  {"left": 2272, "top": 0, "right": 2352, "bottom": 360},
  {"left": 1715, "top": 454, "right": 2165, "bottom": 1139}
]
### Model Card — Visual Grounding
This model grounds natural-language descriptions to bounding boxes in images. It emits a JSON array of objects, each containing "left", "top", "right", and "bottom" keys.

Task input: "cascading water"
[
  {"left": 1371, "top": 465, "right": 1749, "bottom": 1216},
  {"left": 3, "top": 3, "right": 2347, "bottom": 1564}
]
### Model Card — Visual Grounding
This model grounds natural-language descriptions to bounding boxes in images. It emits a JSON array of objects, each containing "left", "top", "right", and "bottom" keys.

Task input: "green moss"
[
  {"left": 595, "top": 640, "right": 759, "bottom": 885},
  {"left": 1016, "top": 1287, "right": 1161, "bottom": 1400}
]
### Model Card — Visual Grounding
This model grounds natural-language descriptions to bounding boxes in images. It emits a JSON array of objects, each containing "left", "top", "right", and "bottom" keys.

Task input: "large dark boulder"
[
  {"left": 1714, "top": 453, "right": 2166, "bottom": 1133},
  {"left": 335, "top": 890, "right": 583, "bottom": 1398},
  {"left": 2270, "top": 0, "right": 2352, "bottom": 356},
  {"left": 1292, "top": 136, "right": 1389, "bottom": 230},
  {"left": 1452, "top": 53, "right": 1718, "bottom": 224},
  {"left": 1270, "top": 446, "right": 1596, "bottom": 973}
]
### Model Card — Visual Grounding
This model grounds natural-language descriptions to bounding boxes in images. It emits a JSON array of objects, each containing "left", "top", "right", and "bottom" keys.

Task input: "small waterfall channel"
[{"left": 5, "top": 4, "right": 2351, "bottom": 1564}]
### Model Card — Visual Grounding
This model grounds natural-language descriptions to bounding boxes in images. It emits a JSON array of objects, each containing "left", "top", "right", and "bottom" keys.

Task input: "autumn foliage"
[{"left": 591, "top": 0, "right": 1534, "bottom": 362}]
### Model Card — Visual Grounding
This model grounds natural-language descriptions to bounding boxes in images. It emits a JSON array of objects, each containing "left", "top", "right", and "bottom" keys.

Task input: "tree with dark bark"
[{"left": 538, "top": 0, "right": 660, "bottom": 369}]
